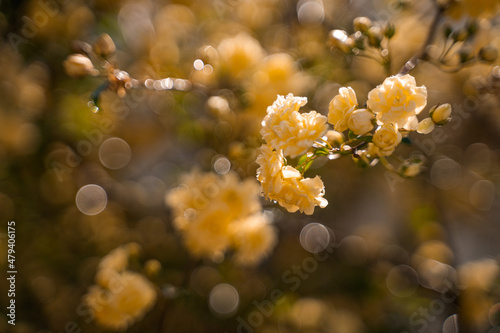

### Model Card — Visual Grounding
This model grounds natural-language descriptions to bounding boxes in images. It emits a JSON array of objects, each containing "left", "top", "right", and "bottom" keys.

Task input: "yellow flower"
[
  {"left": 166, "top": 170, "right": 270, "bottom": 263},
  {"left": 261, "top": 94, "right": 328, "bottom": 158},
  {"left": 256, "top": 144, "right": 285, "bottom": 197},
  {"left": 347, "top": 108, "right": 374, "bottom": 135},
  {"left": 231, "top": 214, "right": 278, "bottom": 266},
  {"left": 181, "top": 206, "right": 234, "bottom": 260},
  {"left": 367, "top": 74, "right": 427, "bottom": 129},
  {"left": 85, "top": 271, "right": 157, "bottom": 331},
  {"left": 217, "top": 33, "right": 265, "bottom": 79},
  {"left": 372, "top": 123, "right": 402, "bottom": 156},
  {"left": 277, "top": 166, "right": 328, "bottom": 215},
  {"left": 328, "top": 87, "right": 358, "bottom": 132}
]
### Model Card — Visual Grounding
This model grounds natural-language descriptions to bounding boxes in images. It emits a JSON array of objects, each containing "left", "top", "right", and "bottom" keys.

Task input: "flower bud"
[
  {"left": 325, "top": 130, "right": 344, "bottom": 146},
  {"left": 398, "top": 157, "right": 425, "bottom": 178},
  {"left": 479, "top": 45, "right": 498, "bottom": 63},
  {"left": 466, "top": 20, "right": 478, "bottom": 38},
  {"left": 430, "top": 104, "right": 452, "bottom": 125},
  {"left": 93, "top": 33, "right": 116, "bottom": 58},
  {"left": 383, "top": 23, "right": 396, "bottom": 39},
  {"left": 367, "top": 26, "right": 383, "bottom": 48},
  {"left": 353, "top": 17, "right": 372, "bottom": 33},
  {"left": 327, "top": 29, "right": 348, "bottom": 48},
  {"left": 443, "top": 22, "right": 453, "bottom": 39},
  {"left": 458, "top": 47, "right": 472, "bottom": 63},
  {"left": 416, "top": 117, "right": 435, "bottom": 134},
  {"left": 354, "top": 32, "right": 366, "bottom": 50},
  {"left": 348, "top": 109, "right": 374, "bottom": 135},
  {"left": 453, "top": 28, "right": 467, "bottom": 42},
  {"left": 144, "top": 259, "right": 162, "bottom": 277},
  {"left": 63, "top": 54, "right": 94, "bottom": 78}
]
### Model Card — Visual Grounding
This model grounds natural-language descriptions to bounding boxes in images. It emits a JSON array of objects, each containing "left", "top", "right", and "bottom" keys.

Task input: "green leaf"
[
  {"left": 314, "top": 147, "right": 330, "bottom": 156},
  {"left": 348, "top": 130, "right": 357, "bottom": 140},
  {"left": 359, "top": 135, "right": 373, "bottom": 143}
]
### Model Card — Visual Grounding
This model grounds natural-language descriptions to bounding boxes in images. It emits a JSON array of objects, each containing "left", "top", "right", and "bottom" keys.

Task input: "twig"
[{"left": 399, "top": 5, "right": 445, "bottom": 75}]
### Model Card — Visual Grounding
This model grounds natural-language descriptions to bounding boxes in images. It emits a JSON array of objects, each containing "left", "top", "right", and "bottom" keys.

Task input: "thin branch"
[{"left": 399, "top": 5, "right": 445, "bottom": 75}]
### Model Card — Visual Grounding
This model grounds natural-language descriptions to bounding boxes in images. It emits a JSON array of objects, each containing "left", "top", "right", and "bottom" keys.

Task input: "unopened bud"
[
  {"left": 325, "top": 130, "right": 344, "bottom": 146},
  {"left": 416, "top": 117, "right": 435, "bottom": 134},
  {"left": 327, "top": 29, "right": 349, "bottom": 49},
  {"left": 93, "top": 33, "right": 116, "bottom": 58},
  {"left": 453, "top": 28, "right": 467, "bottom": 42},
  {"left": 144, "top": 259, "right": 162, "bottom": 277},
  {"left": 367, "top": 26, "right": 383, "bottom": 48},
  {"left": 353, "top": 17, "right": 372, "bottom": 33},
  {"left": 354, "top": 32, "right": 366, "bottom": 50},
  {"left": 479, "top": 45, "right": 498, "bottom": 63},
  {"left": 398, "top": 157, "right": 425, "bottom": 178},
  {"left": 430, "top": 104, "right": 452, "bottom": 125},
  {"left": 384, "top": 23, "right": 396, "bottom": 39},
  {"left": 126, "top": 242, "right": 141, "bottom": 258},
  {"left": 466, "top": 20, "right": 478, "bottom": 38},
  {"left": 458, "top": 47, "right": 472, "bottom": 63},
  {"left": 443, "top": 22, "right": 453, "bottom": 38},
  {"left": 63, "top": 54, "right": 94, "bottom": 78}
]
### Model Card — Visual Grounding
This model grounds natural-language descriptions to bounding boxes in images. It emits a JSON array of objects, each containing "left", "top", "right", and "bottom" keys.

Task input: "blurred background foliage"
[{"left": 0, "top": 0, "right": 500, "bottom": 332}]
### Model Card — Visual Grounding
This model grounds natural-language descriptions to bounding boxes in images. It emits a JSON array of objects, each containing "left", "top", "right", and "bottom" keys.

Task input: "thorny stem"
[{"left": 399, "top": 4, "right": 445, "bottom": 75}]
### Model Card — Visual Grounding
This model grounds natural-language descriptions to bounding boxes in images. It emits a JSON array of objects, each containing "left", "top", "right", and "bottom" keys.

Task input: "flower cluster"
[
  {"left": 257, "top": 94, "right": 329, "bottom": 215},
  {"left": 83, "top": 243, "right": 157, "bottom": 331},
  {"left": 165, "top": 170, "right": 277, "bottom": 265},
  {"left": 257, "top": 75, "right": 452, "bottom": 214}
]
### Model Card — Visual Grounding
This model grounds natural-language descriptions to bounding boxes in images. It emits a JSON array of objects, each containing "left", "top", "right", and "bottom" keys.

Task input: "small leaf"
[
  {"left": 348, "top": 130, "right": 357, "bottom": 140},
  {"left": 314, "top": 147, "right": 330, "bottom": 156}
]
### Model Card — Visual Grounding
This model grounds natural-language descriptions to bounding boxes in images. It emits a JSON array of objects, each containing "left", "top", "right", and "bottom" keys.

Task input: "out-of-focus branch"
[{"left": 399, "top": 5, "right": 445, "bottom": 75}]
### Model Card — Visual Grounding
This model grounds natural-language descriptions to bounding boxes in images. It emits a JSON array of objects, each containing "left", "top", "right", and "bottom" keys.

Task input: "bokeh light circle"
[
  {"left": 469, "top": 180, "right": 495, "bottom": 211},
  {"left": 75, "top": 184, "right": 107, "bottom": 215},
  {"left": 99, "top": 137, "right": 132, "bottom": 169},
  {"left": 430, "top": 158, "right": 461, "bottom": 190},
  {"left": 208, "top": 283, "right": 239, "bottom": 316},
  {"left": 213, "top": 156, "right": 231, "bottom": 175},
  {"left": 489, "top": 303, "right": 500, "bottom": 327},
  {"left": 299, "top": 223, "right": 332, "bottom": 253},
  {"left": 386, "top": 265, "right": 419, "bottom": 297}
]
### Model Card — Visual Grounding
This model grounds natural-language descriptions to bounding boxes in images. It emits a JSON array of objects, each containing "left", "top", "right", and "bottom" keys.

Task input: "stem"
[{"left": 399, "top": 5, "right": 445, "bottom": 75}]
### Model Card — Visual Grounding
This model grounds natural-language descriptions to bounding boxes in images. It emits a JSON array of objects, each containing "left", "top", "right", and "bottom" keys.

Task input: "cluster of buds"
[
  {"left": 63, "top": 33, "right": 116, "bottom": 78},
  {"left": 327, "top": 17, "right": 395, "bottom": 74},
  {"left": 63, "top": 34, "right": 192, "bottom": 111},
  {"left": 327, "top": 17, "right": 395, "bottom": 53},
  {"left": 437, "top": 21, "right": 497, "bottom": 70}
]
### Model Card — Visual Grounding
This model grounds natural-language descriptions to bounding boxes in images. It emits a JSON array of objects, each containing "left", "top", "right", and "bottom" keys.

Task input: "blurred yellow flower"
[
  {"left": 85, "top": 271, "right": 157, "bottom": 331},
  {"left": 261, "top": 94, "right": 328, "bottom": 158},
  {"left": 231, "top": 213, "right": 278, "bottom": 266},
  {"left": 217, "top": 33, "right": 265, "bottom": 79},
  {"left": 328, "top": 87, "right": 358, "bottom": 132},
  {"left": 372, "top": 123, "right": 402, "bottom": 156},
  {"left": 166, "top": 170, "right": 276, "bottom": 264},
  {"left": 367, "top": 74, "right": 427, "bottom": 130}
]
